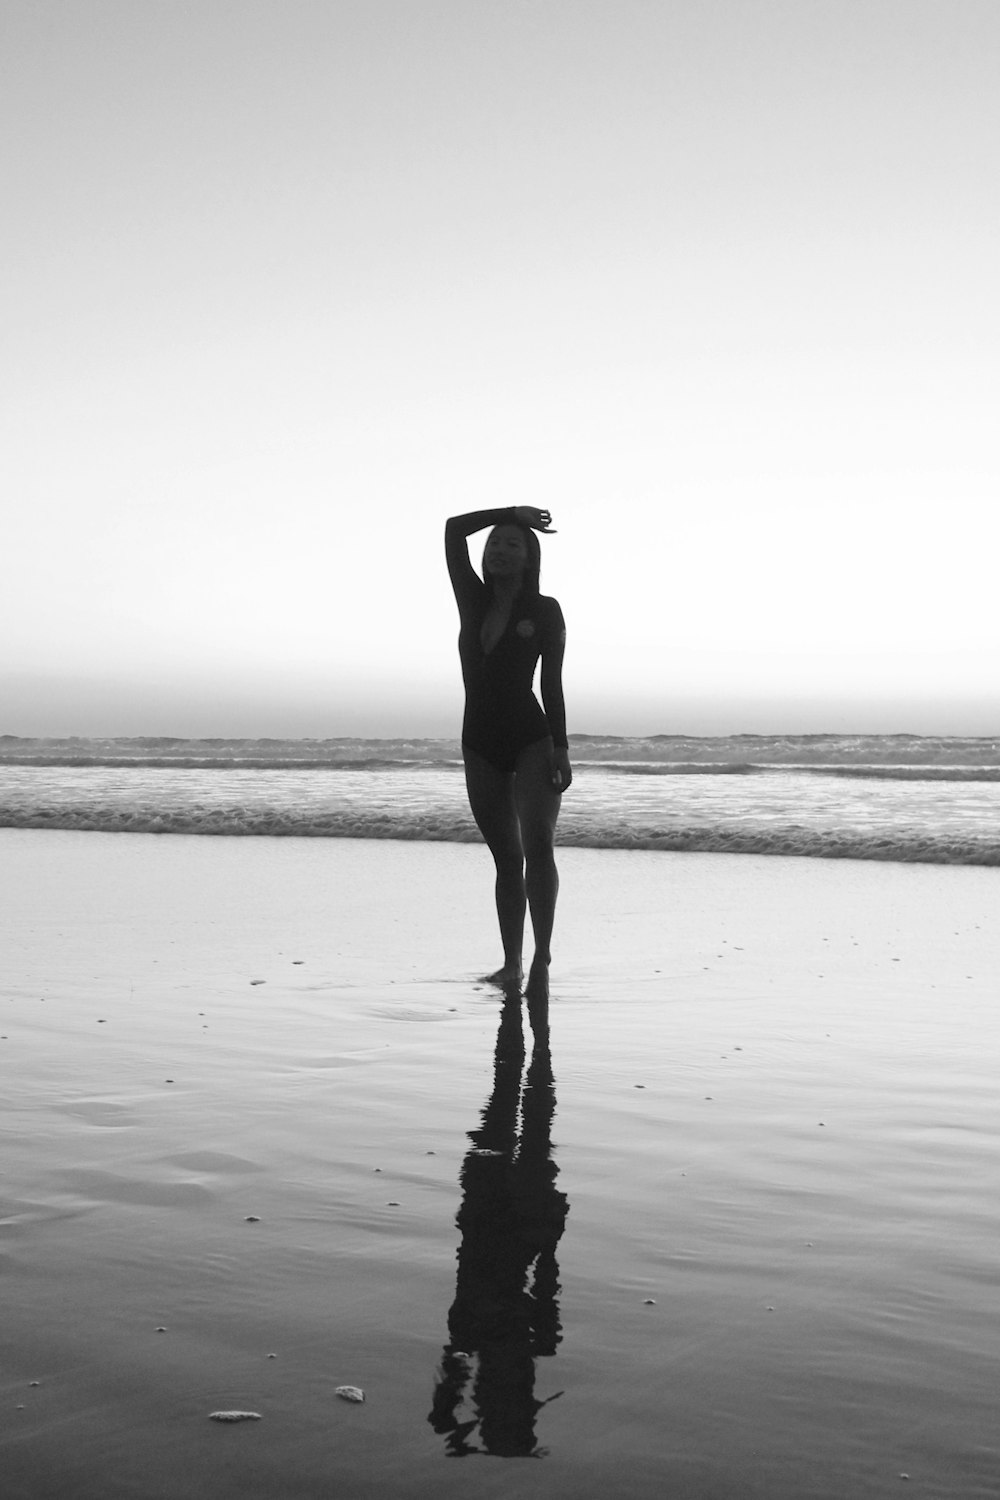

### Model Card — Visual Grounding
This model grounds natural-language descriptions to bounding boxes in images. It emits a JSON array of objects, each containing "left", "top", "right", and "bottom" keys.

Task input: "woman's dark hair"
[{"left": 482, "top": 522, "right": 541, "bottom": 599}]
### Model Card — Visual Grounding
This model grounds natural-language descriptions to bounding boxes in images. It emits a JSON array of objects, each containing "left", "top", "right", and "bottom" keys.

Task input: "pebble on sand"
[{"left": 335, "top": 1386, "right": 365, "bottom": 1403}]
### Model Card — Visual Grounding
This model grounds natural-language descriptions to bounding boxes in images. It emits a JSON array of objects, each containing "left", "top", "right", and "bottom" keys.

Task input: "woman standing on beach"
[{"left": 445, "top": 507, "right": 571, "bottom": 1000}]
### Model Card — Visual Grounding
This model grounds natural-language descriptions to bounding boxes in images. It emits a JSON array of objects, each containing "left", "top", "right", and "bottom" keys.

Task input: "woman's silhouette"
[
  {"left": 429, "top": 999, "right": 569, "bottom": 1457},
  {"left": 445, "top": 508, "right": 572, "bottom": 999}
]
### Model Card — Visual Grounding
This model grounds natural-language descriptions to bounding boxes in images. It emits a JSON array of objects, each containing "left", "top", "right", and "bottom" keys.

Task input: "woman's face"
[{"left": 484, "top": 525, "right": 528, "bottom": 580}]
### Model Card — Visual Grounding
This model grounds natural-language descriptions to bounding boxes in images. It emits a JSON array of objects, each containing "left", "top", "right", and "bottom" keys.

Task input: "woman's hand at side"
[
  {"left": 513, "top": 506, "right": 557, "bottom": 532},
  {"left": 551, "top": 747, "right": 573, "bottom": 792}
]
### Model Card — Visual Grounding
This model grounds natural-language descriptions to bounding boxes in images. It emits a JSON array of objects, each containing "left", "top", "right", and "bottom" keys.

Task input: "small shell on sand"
[
  {"left": 335, "top": 1386, "right": 365, "bottom": 1404},
  {"left": 209, "top": 1410, "right": 261, "bottom": 1422}
]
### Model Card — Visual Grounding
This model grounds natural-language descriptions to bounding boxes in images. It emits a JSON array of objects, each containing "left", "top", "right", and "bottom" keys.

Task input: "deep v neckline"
[{"left": 480, "top": 601, "right": 513, "bottom": 657}]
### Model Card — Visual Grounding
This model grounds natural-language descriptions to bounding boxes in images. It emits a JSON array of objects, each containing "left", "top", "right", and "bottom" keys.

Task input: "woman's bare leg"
[
  {"left": 514, "top": 739, "right": 561, "bottom": 1001},
  {"left": 463, "top": 748, "right": 525, "bottom": 985}
]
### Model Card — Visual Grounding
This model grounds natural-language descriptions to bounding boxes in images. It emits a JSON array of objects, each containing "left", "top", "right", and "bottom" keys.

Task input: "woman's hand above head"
[{"left": 513, "top": 506, "right": 557, "bottom": 533}]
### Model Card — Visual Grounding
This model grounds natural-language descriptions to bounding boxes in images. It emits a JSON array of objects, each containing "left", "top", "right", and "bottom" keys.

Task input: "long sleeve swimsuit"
[{"left": 446, "top": 510, "right": 568, "bottom": 773}]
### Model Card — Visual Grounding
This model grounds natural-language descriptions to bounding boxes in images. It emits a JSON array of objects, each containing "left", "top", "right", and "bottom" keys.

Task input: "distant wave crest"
[{"left": 3, "top": 732, "right": 999, "bottom": 775}]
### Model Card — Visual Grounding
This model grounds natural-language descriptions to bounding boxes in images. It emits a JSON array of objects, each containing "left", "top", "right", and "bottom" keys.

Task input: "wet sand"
[{"left": 2, "top": 828, "right": 999, "bottom": 1499}]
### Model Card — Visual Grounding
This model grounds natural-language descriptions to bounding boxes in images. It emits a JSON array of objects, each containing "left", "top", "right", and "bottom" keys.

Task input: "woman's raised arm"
[
  {"left": 445, "top": 506, "right": 558, "bottom": 601},
  {"left": 444, "top": 509, "right": 515, "bottom": 612}
]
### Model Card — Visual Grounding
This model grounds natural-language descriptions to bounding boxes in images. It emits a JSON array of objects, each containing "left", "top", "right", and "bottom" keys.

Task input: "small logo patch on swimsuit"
[{"left": 515, "top": 619, "right": 536, "bottom": 638}]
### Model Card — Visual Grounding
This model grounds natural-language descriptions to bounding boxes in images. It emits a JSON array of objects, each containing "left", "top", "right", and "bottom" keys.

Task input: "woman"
[{"left": 445, "top": 505, "right": 572, "bottom": 1000}]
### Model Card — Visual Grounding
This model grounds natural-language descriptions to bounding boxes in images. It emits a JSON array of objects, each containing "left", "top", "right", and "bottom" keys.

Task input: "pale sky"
[{"left": 3, "top": 0, "right": 997, "bottom": 737}]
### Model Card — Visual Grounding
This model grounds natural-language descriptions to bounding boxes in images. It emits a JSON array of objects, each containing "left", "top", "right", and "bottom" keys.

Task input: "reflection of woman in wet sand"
[
  {"left": 445, "top": 508, "right": 572, "bottom": 999},
  {"left": 429, "top": 999, "right": 568, "bottom": 1457}
]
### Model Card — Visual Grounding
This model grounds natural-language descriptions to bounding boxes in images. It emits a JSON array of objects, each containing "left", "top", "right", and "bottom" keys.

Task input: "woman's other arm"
[{"left": 540, "top": 600, "right": 572, "bottom": 790}]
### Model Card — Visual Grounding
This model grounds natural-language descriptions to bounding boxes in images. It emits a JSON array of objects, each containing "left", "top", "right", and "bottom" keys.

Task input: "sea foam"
[{"left": 2, "top": 738, "right": 999, "bottom": 866}]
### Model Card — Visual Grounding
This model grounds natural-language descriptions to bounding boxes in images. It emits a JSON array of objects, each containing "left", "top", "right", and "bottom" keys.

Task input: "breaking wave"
[
  {"left": 1, "top": 802, "right": 996, "bottom": 865},
  {"left": 2, "top": 754, "right": 998, "bottom": 867}
]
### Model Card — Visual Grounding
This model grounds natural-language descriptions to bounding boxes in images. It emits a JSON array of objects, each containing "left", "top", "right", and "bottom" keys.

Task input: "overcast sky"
[{"left": 3, "top": 0, "right": 997, "bottom": 738}]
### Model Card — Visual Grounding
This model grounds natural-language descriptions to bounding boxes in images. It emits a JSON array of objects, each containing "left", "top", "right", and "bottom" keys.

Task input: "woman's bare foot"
[
  {"left": 483, "top": 962, "right": 523, "bottom": 988},
  {"left": 524, "top": 955, "right": 549, "bottom": 1002}
]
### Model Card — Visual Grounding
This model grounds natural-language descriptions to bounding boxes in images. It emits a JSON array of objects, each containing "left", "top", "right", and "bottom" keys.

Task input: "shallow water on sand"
[{"left": 2, "top": 832, "right": 999, "bottom": 1498}]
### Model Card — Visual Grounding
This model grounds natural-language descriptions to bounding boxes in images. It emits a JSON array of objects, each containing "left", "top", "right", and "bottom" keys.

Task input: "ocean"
[{"left": 2, "top": 733, "right": 997, "bottom": 865}]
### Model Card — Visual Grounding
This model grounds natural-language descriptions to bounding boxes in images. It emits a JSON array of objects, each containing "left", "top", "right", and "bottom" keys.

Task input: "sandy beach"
[{"left": 3, "top": 827, "right": 999, "bottom": 1499}]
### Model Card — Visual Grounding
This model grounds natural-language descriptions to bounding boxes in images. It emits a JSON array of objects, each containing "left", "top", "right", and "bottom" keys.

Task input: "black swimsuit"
[{"left": 446, "top": 511, "right": 568, "bottom": 774}]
